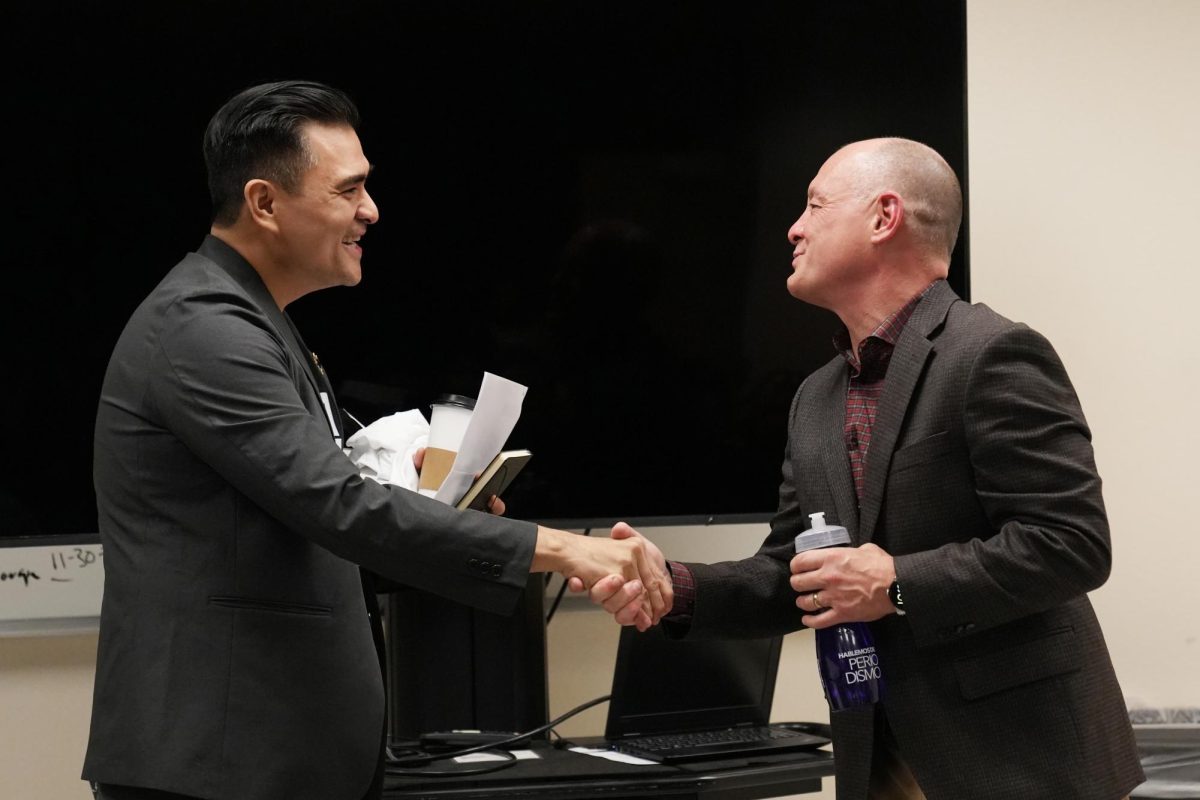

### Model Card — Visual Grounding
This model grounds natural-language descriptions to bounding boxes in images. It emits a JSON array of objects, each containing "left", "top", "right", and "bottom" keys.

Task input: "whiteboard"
[{"left": 0, "top": 536, "right": 104, "bottom": 636}]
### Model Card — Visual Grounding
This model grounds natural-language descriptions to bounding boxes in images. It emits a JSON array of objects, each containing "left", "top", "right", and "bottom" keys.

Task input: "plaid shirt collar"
[{"left": 833, "top": 280, "right": 942, "bottom": 379}]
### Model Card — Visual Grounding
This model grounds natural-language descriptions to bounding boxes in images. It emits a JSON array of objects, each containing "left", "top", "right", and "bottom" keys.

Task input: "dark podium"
[{"left": 385, "top": 576, "right": 550, "bottom": 740}]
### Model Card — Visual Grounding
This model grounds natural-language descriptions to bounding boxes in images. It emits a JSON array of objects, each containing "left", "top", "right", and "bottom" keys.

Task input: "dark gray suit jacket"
[
  {"left": 678, "top": 281, "right": 1143, "bottom": 799},
  {"left": 83, "top": 236, "right": 537, "bottom": 800}
]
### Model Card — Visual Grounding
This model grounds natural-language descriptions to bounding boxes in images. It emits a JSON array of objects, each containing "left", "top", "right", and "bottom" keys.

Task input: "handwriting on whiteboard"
[
  {"left": 0, "top": 546, "right": 103, "bottom": 585},
  {"left": 0, "top": 542, "right": 106, "bottom": 625}
]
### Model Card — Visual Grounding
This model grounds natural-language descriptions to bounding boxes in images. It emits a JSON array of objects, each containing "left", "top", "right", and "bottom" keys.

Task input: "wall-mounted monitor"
[{"left": 3, "top": 0, "right": 967, "bottom": 535}]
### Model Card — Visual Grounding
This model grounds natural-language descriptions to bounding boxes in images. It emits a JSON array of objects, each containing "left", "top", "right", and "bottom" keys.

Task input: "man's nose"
[
  {"left": 787, "top": 217, "right": 804, "bottom": 245},
  {"left": 360, "top": 189, "right": 380, "bottom": 225}
]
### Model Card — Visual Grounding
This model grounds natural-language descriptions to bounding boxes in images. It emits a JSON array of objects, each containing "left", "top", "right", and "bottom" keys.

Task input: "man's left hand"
[
  {"left": 790, "top": 542, "right": 897, "bottom": 628},
  {"left": 412, "top": 446, "right": 506, "bottom": 516}
]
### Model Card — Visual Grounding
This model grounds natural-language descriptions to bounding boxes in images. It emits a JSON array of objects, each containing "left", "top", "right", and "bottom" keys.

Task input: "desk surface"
[{"left": 383, "top": 742, "right": 835, "bottom": 800}]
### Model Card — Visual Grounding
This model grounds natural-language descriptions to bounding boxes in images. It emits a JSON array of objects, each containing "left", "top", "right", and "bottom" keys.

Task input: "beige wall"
[
  {"left": 0, "top": 635, "right": 97, "bottom": 798},
  {"left": 4, "top": 2, "right": 1198, "bottom": 797},
  {"left": 967, "top": 0, "right": 1200, "bottom": 712}
]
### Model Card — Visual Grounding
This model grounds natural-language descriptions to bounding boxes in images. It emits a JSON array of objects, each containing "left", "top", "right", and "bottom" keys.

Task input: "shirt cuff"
[{"left": 666, "top": 560, "right": 696, "bottom": 619}]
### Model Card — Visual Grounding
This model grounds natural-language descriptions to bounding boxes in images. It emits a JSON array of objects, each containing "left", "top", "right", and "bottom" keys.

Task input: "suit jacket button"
[
  {"left": 491, "top": 564, "right": 502, "bottom": 577},
  {"left": 469, "top": 558, "right": 479, "bottom": 568}
]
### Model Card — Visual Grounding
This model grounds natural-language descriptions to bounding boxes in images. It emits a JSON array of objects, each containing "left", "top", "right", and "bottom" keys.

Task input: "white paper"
[
  {"left": 433, "top": 372, "right": 527, "bottom": 505},
  {"left": 454, "top": 749, "right": 540, "bottom": 763},
  {"left": 568, "top": 746, "right": 659, "bottom": 766}
]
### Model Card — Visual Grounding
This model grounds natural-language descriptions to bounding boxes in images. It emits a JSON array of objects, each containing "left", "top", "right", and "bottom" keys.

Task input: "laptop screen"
[{"left": 605, "top": 626, "right": 783, "bottom": 739}]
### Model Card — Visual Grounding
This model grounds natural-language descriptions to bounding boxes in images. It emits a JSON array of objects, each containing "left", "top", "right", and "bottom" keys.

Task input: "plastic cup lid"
[{"left": 431, "top": 393, "right": 477, "bottom": 411}]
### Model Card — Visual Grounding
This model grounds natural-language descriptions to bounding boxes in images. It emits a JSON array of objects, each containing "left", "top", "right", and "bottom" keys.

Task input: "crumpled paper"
[{"left": 344, "top": 410, "right": 428, "bottom": 491}]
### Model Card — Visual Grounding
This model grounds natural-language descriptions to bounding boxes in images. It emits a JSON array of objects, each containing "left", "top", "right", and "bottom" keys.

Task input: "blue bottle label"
[
  {"left": 841, "top": 644, "right": 881, "bottom": 685},
  {"left": 816, "top": 622, "right": 883, "bottom": 710}
]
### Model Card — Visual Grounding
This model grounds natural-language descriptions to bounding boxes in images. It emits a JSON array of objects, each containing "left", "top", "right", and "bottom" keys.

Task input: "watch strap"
[{"left": 888, "top": 579, "right": 906, "bottom": 615}]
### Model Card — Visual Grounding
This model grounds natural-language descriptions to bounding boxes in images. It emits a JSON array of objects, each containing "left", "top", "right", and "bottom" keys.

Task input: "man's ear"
[
  {"left": 244, "top": 179, "right": 280, "bottom": 233},
  {"left": 870, "top": 191, "right": 904, "bottom": 244}
]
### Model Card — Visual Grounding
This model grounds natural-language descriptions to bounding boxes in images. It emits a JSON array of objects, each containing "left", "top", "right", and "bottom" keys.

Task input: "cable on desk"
[{"left": 386, "top": 693, "right": 612, "bottom": 778}]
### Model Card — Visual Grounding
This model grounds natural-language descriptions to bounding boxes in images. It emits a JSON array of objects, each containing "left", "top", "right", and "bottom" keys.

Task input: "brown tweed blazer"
[{"left": 677, "top": 281, "right": 1144, "bottom": 799}]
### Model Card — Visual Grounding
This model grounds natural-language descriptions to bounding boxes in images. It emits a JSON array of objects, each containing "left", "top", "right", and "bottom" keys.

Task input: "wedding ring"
[{"left": 812, "top": 591, "right": 824, "bottom": 610}]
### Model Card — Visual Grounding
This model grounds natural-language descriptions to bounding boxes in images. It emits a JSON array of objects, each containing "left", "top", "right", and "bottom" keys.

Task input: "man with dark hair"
[
  {"left": 83, "top": 80, "right": 669, "bottom": 800},
  {"left": 203, "top": 80, "right": 364, "bottom": 228},
  {"left": 588, "top": 138, "right": 1143, "bottom": 799}
]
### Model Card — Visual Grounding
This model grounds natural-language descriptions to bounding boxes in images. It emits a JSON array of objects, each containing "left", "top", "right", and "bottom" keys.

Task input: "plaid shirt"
[
  {"left": 666, "top": 281, "right": 941, "bottom": 619},
  {"left": 835, "top": 281, "right": 937, "bottom": 500}
]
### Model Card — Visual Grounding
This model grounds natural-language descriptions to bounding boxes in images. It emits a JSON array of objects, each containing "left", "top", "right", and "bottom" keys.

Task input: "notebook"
[{"left": 600, "top": 626, "right": 830, "bottom": 763}]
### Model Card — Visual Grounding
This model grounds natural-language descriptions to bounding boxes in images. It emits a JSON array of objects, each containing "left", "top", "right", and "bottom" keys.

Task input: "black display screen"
[{"left": 2, "top": 0, "right": 967, "bottom": 534}]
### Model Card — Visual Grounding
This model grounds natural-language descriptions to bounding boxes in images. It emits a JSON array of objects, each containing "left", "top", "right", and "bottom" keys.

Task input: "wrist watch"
[{"left": 888, "top": 579, "right": 906, "bottom": 615}]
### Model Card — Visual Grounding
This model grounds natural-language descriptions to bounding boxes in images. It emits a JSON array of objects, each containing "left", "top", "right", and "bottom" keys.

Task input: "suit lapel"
[
  {"left": 283, "top": 314, "right": 346, "bottom": 443},
  {"left": 197, "top": 236, "right": 325, "bottom": 403},
  {"left": 858, "top": 282, "right": 958, "bottom": 542},
  {"left": 816, "top": 367, "right": 861, "bottom": 540}
]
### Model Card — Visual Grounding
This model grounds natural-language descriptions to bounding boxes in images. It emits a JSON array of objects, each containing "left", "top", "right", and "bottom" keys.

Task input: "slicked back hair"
[{"left": 204, "top": 80, "right": 360, "bottom": 227}]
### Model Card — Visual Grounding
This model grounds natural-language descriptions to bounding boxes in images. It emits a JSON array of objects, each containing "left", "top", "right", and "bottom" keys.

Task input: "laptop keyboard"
[{"left": 615, "top": 725, "right": 805, "bottom": 756}]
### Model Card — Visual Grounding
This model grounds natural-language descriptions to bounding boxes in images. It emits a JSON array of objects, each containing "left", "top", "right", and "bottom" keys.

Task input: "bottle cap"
[{"left": 794, "top": 511, "right": 851, "bottom": 552}]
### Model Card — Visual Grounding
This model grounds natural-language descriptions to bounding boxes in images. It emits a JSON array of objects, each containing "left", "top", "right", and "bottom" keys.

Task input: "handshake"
[
  {"left": 435, "top": 452, "right": 894, "bottom": 632},
  {"left": 531, "top": 518, "right": 900, "bottom": 634},
  {"left": 414, "top": 447, "right": 673, "bottom": 630},
  {"left": 532, "top": 522, "right": 672, "bottom": 632}
]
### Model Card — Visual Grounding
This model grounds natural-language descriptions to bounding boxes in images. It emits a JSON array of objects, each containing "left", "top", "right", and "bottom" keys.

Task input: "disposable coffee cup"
[{"left": 418, "top": 393, "right": 476, "bottom": 496}]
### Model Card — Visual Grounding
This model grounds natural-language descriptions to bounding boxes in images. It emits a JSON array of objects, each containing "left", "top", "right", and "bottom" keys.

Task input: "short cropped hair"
[
  {"left": 203, "top": 80, "right": 360, "bottom": 227},
  {"left": 845, "top": 138, "right": 963, "bottom": 260}
]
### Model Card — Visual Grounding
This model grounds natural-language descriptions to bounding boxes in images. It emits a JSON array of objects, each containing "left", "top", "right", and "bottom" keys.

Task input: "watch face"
[{"left": 890, "top": 581, "right": 904, "bottom": 608}]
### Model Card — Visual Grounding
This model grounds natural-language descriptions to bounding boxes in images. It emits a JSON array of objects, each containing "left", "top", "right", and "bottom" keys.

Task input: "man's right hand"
[
  {"left": 563, "top": 522, "right": 672, "bottom": 631},
  {"left": 533, "top": 523, "right": 671, "bottom": 631}
]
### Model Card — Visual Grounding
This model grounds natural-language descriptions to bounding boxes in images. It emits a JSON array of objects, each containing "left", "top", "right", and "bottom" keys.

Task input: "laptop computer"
[{"left": 599, "top": 626, "right": 830, "bottom": 763}]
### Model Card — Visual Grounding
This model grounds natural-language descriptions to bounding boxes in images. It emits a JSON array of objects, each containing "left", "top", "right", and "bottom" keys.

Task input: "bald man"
[{"left": 589, "top": 139, "right": 1143, "bottom": 799}]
